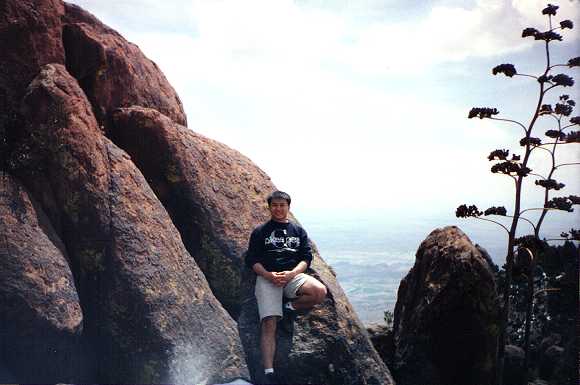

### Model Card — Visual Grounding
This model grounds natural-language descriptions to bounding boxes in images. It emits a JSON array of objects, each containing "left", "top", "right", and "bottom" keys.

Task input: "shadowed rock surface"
[
  {"left": 109, "top": 107, "right": 394, "bottom": 384},
  {"left": 62, "top": 3, "right": 187, "bottom": 128},
  {"left": 392, "top": 226, "right": 500, "bottom": 385},
  {"left": 0, "top": 173, "right": 84, "bottom": 382},
  {"left": 16, "top": 63, "right": 247, "bottom": 383},
  {"left": 366, "top": 323, "right": 394, "bottom": 366}
]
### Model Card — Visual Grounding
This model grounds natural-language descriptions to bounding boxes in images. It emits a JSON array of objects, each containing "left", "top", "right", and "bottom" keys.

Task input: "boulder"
[
  {"left": 111, "top": 106, "right": 273, "bottom": 316},
  {"left": 17, "top": 63, "right": 248, "bottom": 383},
  {"left": 503, "top": 345, "right": 525, "bottom": 385},
  {"left": 0, "top": 0, "right": 64, "bottom": 103},
  {"left": 0, "top": 0, "right": 65, "bottom": 171},
  {"left": 109, "top": 107, "right": 394, "bottom": 384},
  {"left": 392, "top": 226, "right": 500, "bottom": 385},
  {"left": 62, "top": 2, "right": 187, "bottom": 127},
  {"left": 0, "top": 173, "right": 84, "bottom": 382},
  {"left": 366, "top": 323, "right": 394, "bottom": 366},
  {"left": 537, "top": 333, "right": 561, "bottom": 379},
  {"left": 238, "top": 255, "right": 394, "bottom": 385},
  {"left": 538, "top": 345, "right": 564, "bottom": 381}
]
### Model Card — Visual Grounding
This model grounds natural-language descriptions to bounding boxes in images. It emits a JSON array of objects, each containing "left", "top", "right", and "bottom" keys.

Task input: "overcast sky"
[{"left": 66, "top": 0, "right": 579, "bottom": 219}]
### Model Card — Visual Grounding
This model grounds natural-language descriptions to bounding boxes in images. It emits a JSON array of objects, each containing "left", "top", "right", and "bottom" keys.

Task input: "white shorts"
[{"left": 255, "top": 273, "right": 314, "bottom": 320}]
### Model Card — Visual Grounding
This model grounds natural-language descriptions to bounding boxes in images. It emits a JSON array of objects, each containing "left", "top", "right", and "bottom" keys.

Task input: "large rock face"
[
  {"left": 1, "top": 0, "right": 395, "bottom": 383},
  {"left": 62, "top": 3, "right": 187, "bottom": 127},
  {"left": 392, "top": 226, "right": 500, "bottom": 385},
  {"left": 0, "top": 0, "right": 66, "bottom": 171},
  {"left": 0, "top": 173, "right": 84, "bottom": 382},
  {"left": 16, "top": 63, "right": 248, "bottom": 383},
  {"left": 109, "top": 106, "right": 394, "bottom": 384}
]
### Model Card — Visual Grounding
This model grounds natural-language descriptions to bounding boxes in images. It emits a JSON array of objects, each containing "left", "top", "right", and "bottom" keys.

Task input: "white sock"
[
  {"left": 284, "top": 302, "right": 295, "bottom": 311},
  {"left": 265, "top": 368, "right": 274, "bottom": 374}
]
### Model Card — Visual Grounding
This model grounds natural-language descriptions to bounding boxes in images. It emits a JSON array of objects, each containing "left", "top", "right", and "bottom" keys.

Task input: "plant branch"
[
  {"left": 530, "top": 145, "right": 553, "bottom": 156},
  {"left": 473, "top": 217, "right": 511, "bottom": 234},
  {"left": 489, "top": 117, "right": 528, "bottom": 134},
  {"left": 528, "top": 172, "right": 546, "bottom": 180},
  {"left": 515, "top": 74, "right": 538, "bottom": 80},
  {"left": 521, "top": 207, "right": 568, "bottom": 215},
  {"left": 556, "top": 162, "right": 580, "bottom": 168}
]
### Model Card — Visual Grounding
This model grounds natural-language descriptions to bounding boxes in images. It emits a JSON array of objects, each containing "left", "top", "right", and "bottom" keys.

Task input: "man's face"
[{"left": 269, "top": 198, "right": 289, "bottom": 222}]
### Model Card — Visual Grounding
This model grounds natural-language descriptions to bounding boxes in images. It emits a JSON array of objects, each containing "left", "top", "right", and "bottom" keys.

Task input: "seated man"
[{"left": 245, "top": 190, "right": 327, "bottom": 384}]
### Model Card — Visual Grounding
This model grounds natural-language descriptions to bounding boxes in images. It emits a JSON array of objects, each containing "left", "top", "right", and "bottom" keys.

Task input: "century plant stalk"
[{"left": 457, "top": 5, "right": 579, "bottom": 384}]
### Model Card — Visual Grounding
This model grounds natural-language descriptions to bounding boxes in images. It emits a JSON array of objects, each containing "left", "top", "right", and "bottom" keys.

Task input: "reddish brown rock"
[
  {"left": 239, "top": 252, "right": 395, "bottom": 385},
  {"left": 110, "top": 106, "right": 394, "bottom": 385},
  {"left": 0, "top": 0, "right": 65, "bottom": 170},
  {"left": 62, "top": 2, "right": 187, "bottom": 127},
  {"left": 0, "top": 173, "right": 84, "bottom": 382},
  {"left": 393, "top": 226, "right": 500, "bottom": 385},
  {"left": 0, "top": 0, "right": 64, "bottom": 101},
  {"left": 111, "top": 106, "right": 273, "bottom": 316},
  {"left": 18, "top": 64, "right": 247, "bottom": 383}
]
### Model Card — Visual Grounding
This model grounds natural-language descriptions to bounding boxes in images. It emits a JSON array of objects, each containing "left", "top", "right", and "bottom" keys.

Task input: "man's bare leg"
[
  {"left": 291, "top": 279, "right": 327, "bottom": 311},
  {"left": 260, "top": 316, "right": 279, "bottom": 370}
]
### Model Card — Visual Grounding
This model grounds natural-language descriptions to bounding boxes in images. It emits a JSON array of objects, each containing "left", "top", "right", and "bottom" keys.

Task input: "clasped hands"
[{"left": 266, "top": 270, "right": 296, "bottom": 287}]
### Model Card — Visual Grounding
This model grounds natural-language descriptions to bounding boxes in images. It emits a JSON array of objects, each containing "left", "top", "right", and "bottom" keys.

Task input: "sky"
[{"left": 66, "top": 0, "right": 579, "bottom": 219}]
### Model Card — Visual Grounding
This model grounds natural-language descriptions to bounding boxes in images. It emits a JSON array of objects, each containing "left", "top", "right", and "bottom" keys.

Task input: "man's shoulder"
[{"left": 287, "top": 220, "right": 307, "bottom": 233}]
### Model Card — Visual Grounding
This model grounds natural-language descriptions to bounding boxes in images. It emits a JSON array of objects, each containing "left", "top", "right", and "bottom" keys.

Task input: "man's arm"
[{"left": 298, "top": 227, "right": 313, "bottom": 269}]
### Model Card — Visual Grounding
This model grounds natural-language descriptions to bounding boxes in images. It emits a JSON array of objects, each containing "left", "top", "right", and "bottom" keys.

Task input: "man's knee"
[
  {"left": 302, "top": 280, "right": 327, "bottom": 304},
  {"left": 314, "top": 283, "right": 327, "bottom": 304},
  {"left": 261, "top": 316, "right": 278, "bottom": 334}
]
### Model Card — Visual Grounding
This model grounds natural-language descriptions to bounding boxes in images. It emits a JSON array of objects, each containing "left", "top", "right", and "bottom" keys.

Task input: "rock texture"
[
  {"left": 238, "top": 250, "right": 394, "bottom": 385},
  {"left": 1, "top": 1, "right": 396, "bottom": 383},
  {"left": 111, "top": 106, "right": 273, "bottom": 316},
  {"left": 366, "top": 323, "right": 394, "bottom": 366},
  {"left": 17, "top": 63, "right": 247, "bottom": 383},
  {"left": 0, "top": 0, "right": 66, "bottom": 171},
  {"left": 0, "top": 173, "right": 84, "bottom": 382},
  {"left": 503, "top": 345, "right": 525, "bottom": 385},
  {"left": 62, "top": 3, "right": 187, "bottom": 128},
  {"left": 392, "top": 226, "right": 500, "bottom": 385},
  {"left": 109, "top": 106, "right": 394, "bottom": 384}
]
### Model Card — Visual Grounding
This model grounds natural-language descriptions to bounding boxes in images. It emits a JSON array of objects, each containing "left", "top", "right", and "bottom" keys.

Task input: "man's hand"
[
  {"left": 266, "top": 271, "right": 294, "bottom": 287},
  {"left": 275, "top": 271, "right": 296, "bottom": 286}
]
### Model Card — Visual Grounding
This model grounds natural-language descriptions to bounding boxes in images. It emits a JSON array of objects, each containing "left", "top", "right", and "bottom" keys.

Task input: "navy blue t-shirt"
[{"left": 245, "top": 220, "right": 313, "bottom": 272}]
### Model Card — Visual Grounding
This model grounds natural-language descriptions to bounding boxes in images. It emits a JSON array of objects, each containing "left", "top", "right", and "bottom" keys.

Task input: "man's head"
[{"left": 267, "top": 191, "right": 291, "bottom": 222}]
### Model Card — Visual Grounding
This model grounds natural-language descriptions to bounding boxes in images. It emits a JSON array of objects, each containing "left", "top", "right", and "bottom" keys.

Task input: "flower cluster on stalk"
[
  {"left": 544, "top": 130, "right": 565, "bottom": 140},
  {"left": 468, "top": 107, "right": 499, "bottom": 119},
  {"left": 492, "top": 64, "right": 517, "bottom": 77},
  {"left": 488, "top": 149, "right": 510, "bottom": 161},
  {"left": 545, "top": 196, "right": 575, "bottom": 212},
  {"left": 552, "top": 74, "right": 574, "bottom": 87},
  {"left": 491, "top": 161, "right": 531, "bottom": 177},
  {"left": 560, "top": 229, "right": 580, "bottom": 241},
  {"left": 520, "top": 137, "right": 542, "bottom": 147},
  {"left": 535, "top": 179, "right": 565, "bottom": 190},
  {"left": 455, "top": 204, "right": 482, "bottom": 218},
  {"left": 484, "top": 206, "right": 507, "bottom": 216}
]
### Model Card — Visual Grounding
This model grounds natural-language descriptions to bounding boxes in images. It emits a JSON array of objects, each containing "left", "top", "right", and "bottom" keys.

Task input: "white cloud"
[{"left": 65, "top": 0, "right": 579, "bottom": 210}]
